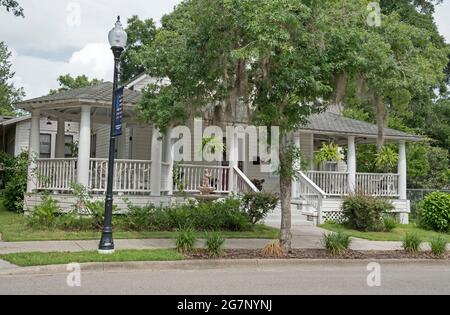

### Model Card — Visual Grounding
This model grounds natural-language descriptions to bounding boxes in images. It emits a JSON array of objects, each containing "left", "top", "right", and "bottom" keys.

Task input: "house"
[
  {"left": 0, "top": 115, "right": 80, "bottom": 158},
  {"left": 13, "top": 74, "right": 423, "bottom": 225}
]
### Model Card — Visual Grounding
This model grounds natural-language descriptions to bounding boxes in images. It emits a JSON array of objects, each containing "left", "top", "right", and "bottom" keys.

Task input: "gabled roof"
[
  {"left": 16, "top": 82, "right": 142, "bottom": 109},
  {"left": 300, "top": 111, "right": 423, "bottom": 142}
]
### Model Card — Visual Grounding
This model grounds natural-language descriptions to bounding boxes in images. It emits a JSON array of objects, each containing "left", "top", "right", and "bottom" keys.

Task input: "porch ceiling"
[{"left": 299, "top": 112, "right": 424, "bottom": 143}]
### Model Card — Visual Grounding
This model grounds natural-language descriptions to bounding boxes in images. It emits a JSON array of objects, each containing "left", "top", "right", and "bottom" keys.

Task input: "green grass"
[
  {"left": 0, "top": 249, "right": 183, "bottom": 267},
  {"left": 320, "top": 222, "right": 450, "bottom": 242},
  {"left": 0, "top": 202, "right": 279, "bottom": 242}
]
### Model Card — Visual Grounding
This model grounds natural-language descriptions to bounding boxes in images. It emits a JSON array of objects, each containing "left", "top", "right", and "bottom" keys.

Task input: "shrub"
[
  {"left": 241, "top": 192, "right": 279, "bottom": 224},
  {"left": 383, "top": 216, "right": 398, "bottom": 232},
  {"left": 342, "top": 194, "right": 394, "bottom": 232},
  {"left": 430, "top": 236, "right": 447, "bottom": 258},
  {"left": 418, "top": 192, "right": 450, "bottom": 232},
  {"left": 261, "top": 240, "right": 285, "bottom": 258},
  {"left": 205, "top": 232, "right": 225, "bottom": 257},
  {"left": 175, "top": 228, "right": 196, "bottom": 254},
  {"left": 402, "top": 232, "right": 422, "bottom": 253},
  {"left": 3, "top": 152, "right": 28, "bottom": 212},
  {"left": 28, "top": 194, "right": 61, "bottom": 229},
  {"left": 322, "top": 232, "right": 352, "bottom": 256}
]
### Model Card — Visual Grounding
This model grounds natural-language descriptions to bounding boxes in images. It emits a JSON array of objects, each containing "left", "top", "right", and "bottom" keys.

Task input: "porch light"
[{"left": 108, "top": 16, "right": 127, "bottom": 49}]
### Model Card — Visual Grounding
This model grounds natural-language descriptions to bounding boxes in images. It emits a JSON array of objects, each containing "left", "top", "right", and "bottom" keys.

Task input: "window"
[
  {"left": 90, "top": 133, "right": 97, "bottom": 158},
  {"left": 39, "top": 134, "right": 51, "bottom": 159},
  {"left": 65, "top": 135, "right": 74, "bottom": 158}
]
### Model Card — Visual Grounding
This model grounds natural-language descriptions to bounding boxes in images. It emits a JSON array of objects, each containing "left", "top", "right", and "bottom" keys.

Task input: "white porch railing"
[
  {"left": 36, "top": 158, "right": 77, "bottom": 191},
  {"left": 356, "top": 173, "right": 399, "bottom": 197},
  {"left": 306, "top": 171, "right": 349, "bottom": 196},
  {"left": 296, "top": 171, "right": 326, "bottom": 223},
  {"left": 173, "top": 164, "right": 231, "bottom": 194},
  {"left": 233, "top": 166, "right": 259, "bottom": 193},
  {"left": 89, "top": 159, "right": 152, "bottom": 193}
]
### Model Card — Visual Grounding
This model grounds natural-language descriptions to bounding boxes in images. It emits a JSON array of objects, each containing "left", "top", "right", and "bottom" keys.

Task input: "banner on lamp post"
[{"left": 113, "top": 86, "right": 124, "bottom": 137}]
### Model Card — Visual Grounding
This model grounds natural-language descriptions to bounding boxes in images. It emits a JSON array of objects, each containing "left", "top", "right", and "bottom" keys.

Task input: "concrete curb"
[{"left": 1, "top": 258, "right": 449, "bottom": 276}]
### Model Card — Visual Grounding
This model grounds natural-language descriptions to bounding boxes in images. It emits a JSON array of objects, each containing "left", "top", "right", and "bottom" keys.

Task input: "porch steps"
[{"left": 263, "top": 201, "right": 314, "bottom": 227}]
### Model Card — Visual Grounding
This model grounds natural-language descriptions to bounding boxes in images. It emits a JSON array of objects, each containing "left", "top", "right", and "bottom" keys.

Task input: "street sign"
[{"left": 113, "top": 86, "right": 124, "bottom": 137}]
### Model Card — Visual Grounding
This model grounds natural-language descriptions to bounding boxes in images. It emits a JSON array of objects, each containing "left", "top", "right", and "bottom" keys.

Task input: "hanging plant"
[
  {"left": 200, "top": 136, "right": 226, "bottom": 155},
  {"left": 375, "top": 146, "right": 399, "bottom": 173},
  {"left": 315, "top": 143, "right": 342, "bottom": 163}
]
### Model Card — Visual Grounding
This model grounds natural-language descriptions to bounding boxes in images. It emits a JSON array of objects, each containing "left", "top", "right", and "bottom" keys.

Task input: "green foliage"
[
  {"left": 123, "top": 198, "right": 251, "bottom": 232},
  {"left": 383, "top": 216, "right": 398, "bottom": 232},
  {"left": 200, "top": 136, "right": 225, "bottom": 156},
  {"left": 375, "top": 146, "right": 399, "bottom": 173},
  {"left": 3, "top": 152, "right": 28, "bottom": 212},
  {"left": 0, "top": 41, "right": 24, "bottom": 115},
  {"left": 1, "top": 0, "right": 23, "bottom": 17},
  {"left": 408, "top": 144, "right": 449, "bottom": 189},
  {"left": 315, "top": 143, "right": 341, "bottom": 164},
  {"left": 205, "top": 232, "right": 225, "bottom": 257},
  {"left": 175, "top": 228, "right": 196, "bottom": 254},
  {"left": 241, "top": 192, "right": 279, "bottom": 224},
  {"left": 430, "top": 235, "right": 447, "bottom": 258},
  {"left": 402, "top": 232, "right": 422, "bottom": 253},
  {"left": 120, "top": 15, "right": 157, "bottom": 83},
  {"left": 28, "top": 194, "right": 61, "bottom": 229},
  {"left": 322, "top": 232, "right": 352, "bottom": 256},
  {"left": 342, "top": 194, "right": 394, "bottom": 232},
  {"left": 49, "top": 74, "right": 102, "bottom": 95},
  {"left": 418, "top": 192, "right": 450, "bottom": 232}
]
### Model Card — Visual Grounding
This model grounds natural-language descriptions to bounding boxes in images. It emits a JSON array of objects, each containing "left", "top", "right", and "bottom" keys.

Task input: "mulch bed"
[{"left": 185, "top": 249, "right": 450, "bottom": 260}]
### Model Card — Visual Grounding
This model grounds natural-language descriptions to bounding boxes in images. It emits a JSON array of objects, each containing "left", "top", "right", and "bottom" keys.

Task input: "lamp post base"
[
  {"left": 98, "top": 227, "right": 115, "bottom": 254},
  {"left": 98, "top": 249, "right": 115, "bottom": 255}
]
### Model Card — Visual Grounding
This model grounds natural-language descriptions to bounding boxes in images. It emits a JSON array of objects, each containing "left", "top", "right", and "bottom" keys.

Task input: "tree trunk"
[
  {"left": 279, "top": 133, "right": 292, "bottom": 252},
  {"left": 373, "top": 92, "right": 387, "bottom": 152}
]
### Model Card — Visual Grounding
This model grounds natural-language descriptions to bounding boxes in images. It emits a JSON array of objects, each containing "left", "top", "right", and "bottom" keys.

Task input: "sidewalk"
[{"left": 0, "top": 226, "right": 405, "bottom": 255}]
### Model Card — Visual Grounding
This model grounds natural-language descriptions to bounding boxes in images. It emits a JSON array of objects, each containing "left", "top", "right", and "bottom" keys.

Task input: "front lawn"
[
  {"left": 0, "top": 249, "right": 183, "bottom": 267},
  {"left": 0, "top": 203, "right": 279, "bottom": 242},
  {"left": 321, "top": 222, "right": 450, "bottom": 242}
]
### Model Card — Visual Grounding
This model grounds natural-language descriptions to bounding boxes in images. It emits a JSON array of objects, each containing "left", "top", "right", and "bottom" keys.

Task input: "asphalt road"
[{"left": 0, "top": 261, "right": 449, "bottom": 295}]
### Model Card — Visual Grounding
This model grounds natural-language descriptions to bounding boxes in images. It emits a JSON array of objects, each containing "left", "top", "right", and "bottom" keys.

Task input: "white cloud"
[{"left": 11, "top": 43, "right": 114, "bottom": 99}]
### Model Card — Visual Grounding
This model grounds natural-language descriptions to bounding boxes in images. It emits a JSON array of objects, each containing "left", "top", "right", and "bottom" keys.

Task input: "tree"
[
  {"left": 136, "top": 0, "right": 336, "bottom": 250},
  {"left": 1, "top": 0, "right": 23, "bottom": 17},
  {"left": 120, "top": 16, "right": 157, "bottom": 84},
  {"left": 0, "top": 41, "right": 24, "bottom": 116},
  {"left": 49, "top": 74, "right": 103, "bottom": 95}
]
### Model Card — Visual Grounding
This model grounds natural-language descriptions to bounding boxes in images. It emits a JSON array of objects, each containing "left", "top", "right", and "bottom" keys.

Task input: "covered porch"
[{"left": 290, "top": 111, "right": 423, "bottom": 225}]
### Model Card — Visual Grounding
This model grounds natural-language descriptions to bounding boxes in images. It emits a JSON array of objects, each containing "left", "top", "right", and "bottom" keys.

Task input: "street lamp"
[{"left": 98, "top": 16, "right": 127, "bottom": 254}]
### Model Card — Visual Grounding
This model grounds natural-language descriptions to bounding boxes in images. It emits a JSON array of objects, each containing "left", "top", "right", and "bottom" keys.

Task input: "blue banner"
[{"left": 113, "top": 86, "right": 124, "bottom": 137}]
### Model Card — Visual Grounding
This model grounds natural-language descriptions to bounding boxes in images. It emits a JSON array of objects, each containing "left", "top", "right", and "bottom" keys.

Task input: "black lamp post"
[{"left": 99, "top": 16, "right": 127, "bottom": 254}]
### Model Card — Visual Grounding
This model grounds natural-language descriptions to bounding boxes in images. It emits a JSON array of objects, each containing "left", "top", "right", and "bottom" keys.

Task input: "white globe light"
[{"left": 108, "top": 16, "right": 127, "bottom": 49}]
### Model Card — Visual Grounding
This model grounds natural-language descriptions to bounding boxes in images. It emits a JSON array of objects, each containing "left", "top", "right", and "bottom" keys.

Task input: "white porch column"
[
  {"left": 164, "top": 129, "right": 175, "bottom": 195},
  {"left": 55, "top": 118, "right": 66, "bottom": 158},
  {"left": 27, "top": 109, "right": 41, "bottom": 193},
  {"left": 347, "top": 136, "right": 356, "bottom": 194},
  {"left": 228, "top": 129, "right": 238, "bottom": 192},
  {"left": 150, "top": 127, "right": 162, "bottom": 196},
  {"left": 292, "top": 134, "right": 301, "bottom": 198},
  {"left": 398, "top": 141, "right": 407, "bottom": 200},
  {"left": 77, "top": 106, "right": 91, "bottom": 188}
]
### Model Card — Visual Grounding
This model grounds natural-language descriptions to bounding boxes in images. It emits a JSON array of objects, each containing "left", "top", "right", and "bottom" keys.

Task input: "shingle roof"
[
  {"left": 301, "top": 111, "right": 423, "bottom": 141},
  {"left": 17, "top": 82, "right": 142, "bottom": 106}
]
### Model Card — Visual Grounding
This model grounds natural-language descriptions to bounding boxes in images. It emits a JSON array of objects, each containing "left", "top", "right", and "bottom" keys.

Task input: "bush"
[
  {"left": 261, "top": 240, "right": 285, "bottom": 258},
  {"left": 122, "top": 198, "right": 252, "bottom": 232},
  {"left": 175, "top": 228, "right": 196, "bottom": 254},
  {"left": 241, "top": 192, "right": 279, "bottom": 224},
  {"left": 418, "top": 192, "right": 450, "bottom": 232},
  {"left": 205, "top": 232, "right": 225, "bottom": 257},
  {"left": 383, "top": 216, "right": 398, "bottom": 232},
  {"left": 430, "top": 236, "right": 447, "bottom": 258},
  {"left": 3, "top": 152, "right": 28, "bottom": 212},
  {"left": 342, "top": 194, "right": 394, "bottom": 232},
  {"left": 402, "top": 232, "right": 422, "bottom": 253},
  {"left": 322, "top": 232, "right": 352, "bottom": 256},
  {"left": 28, "top": 194, "right": 61, "bottom": 229}
]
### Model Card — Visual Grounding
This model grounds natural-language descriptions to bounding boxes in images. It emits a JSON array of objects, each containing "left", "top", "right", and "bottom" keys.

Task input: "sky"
[{"left": 1, "top": 0, "right": 449, "bottom": 100}]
